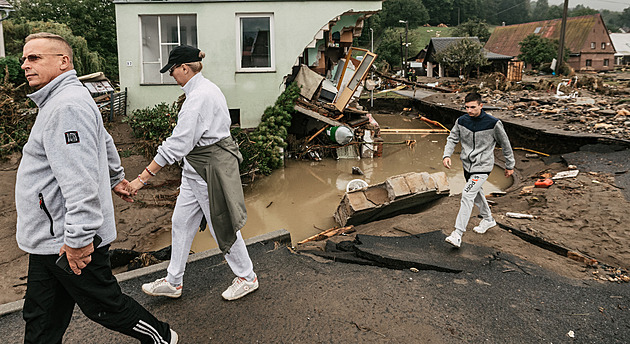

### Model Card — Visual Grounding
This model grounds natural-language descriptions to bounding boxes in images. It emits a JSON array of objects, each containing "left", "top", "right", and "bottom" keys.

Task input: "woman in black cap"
[{"left": 128, "top": 45, "right": 258, "bottom": 301}]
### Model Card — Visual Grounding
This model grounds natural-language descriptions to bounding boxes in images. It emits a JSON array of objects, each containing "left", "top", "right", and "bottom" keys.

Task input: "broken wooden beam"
[{"left": 297, "top": 225, "right": 355, "bottom": 245}]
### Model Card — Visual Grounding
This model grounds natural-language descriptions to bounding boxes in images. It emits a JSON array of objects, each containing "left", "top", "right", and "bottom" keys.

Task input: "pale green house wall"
[{"left": 114, "top": 0, "right": 381, "bottom": 128}]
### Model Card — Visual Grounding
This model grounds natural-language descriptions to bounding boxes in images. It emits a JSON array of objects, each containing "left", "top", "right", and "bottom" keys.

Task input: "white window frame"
[
  {"left": 139, "top": 14, "right": 197, "bottom": 84},
  {"left": 235, "top": 13, "right": 275, "bottom": 73}
]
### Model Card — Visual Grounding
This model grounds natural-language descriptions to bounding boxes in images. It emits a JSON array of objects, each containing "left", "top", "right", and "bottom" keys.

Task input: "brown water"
[{"left": 154, "top": 113, "right": 512, "bottom": 251}]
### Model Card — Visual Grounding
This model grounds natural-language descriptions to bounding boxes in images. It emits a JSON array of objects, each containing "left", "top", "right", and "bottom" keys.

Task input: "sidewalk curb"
[{"left": 0, "top": 229, "right": 291, "bottom": 317}]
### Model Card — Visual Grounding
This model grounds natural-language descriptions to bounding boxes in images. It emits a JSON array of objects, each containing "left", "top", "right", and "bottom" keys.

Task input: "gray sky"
[{"left": 547, "top": 0, "right": 629, "bottom": 12}]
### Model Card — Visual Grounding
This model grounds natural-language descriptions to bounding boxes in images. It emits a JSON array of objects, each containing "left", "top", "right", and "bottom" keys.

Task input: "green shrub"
[
  {"left": 0, "top": 57, "right": 27, "bottom": 86},
  {"left": 235, "top": 82, "right": 300, "bottom": 175},
  {"left": 123, "top": 102, "right": 178, "bottom": 157}
]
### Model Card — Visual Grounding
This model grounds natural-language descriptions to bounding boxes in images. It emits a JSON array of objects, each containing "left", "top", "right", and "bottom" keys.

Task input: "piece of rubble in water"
[{"left": 333, "top": 171, "right": 449, "bottom": 226}]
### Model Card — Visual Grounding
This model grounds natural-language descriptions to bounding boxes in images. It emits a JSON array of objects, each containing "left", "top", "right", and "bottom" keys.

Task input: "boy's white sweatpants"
[
  {"left": 165, "top": 176, "right": 255, "bottom": 286},
  {"left": 454, "top": 173, "right": 492, "bottom": 233}
]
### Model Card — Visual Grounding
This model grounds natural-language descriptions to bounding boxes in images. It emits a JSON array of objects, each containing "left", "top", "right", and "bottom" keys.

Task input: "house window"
[
  {"left": 601, "top": 42, "right": 606, "bottom": 49},
  {"left": 140, "top": 14, "right": 197, "bottom": 84},
  {"left": 604, "top": 59, "right": 609, "bottom": 67},
  {"left": 590, "top": 42, "right": 595, "bottom": 49},
  {"left": 586, "top": 59, "right": 592, "bottom": 67},
  {"left": 236, "top": 13, "right": 275, "bottom": 72}
]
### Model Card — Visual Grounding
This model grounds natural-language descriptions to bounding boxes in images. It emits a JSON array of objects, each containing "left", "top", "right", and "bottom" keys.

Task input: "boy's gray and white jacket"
[
  {"left": 15, "top": 70, "right": 123, "bottom": 254},
  {"left": 443, "top": 110, "right": 515, "bottom": 173}
]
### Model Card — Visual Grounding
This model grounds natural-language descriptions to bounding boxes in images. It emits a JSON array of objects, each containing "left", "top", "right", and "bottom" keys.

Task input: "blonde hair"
[
  {"left": 25, "top": 32, "right": 74, "bottom": 62},
  {"left": 184, "top": 51, "right": 206, "bottom": 72}
]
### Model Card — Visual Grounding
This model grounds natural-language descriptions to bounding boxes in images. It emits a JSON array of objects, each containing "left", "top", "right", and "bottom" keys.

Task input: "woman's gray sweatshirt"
[{"left": 15, "top": 70, "right": 124, "bottom": 254}]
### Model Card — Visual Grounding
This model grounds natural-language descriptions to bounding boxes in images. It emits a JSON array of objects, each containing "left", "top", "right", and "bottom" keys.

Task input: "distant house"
[
  {"left": 610, "top": 33, "right": 630, "bottom": 66},
  {"left": 113, "top": 0, "right": 381, "bottom": 128},
  {"left": 0, "top": 0, "right": 14, "bottom": 58},
  {"left": 422, "top": 37, "right": 512, "bottom": 78},
  {"left": 485, "top": 14, "right": 615, "bottom": 72}
]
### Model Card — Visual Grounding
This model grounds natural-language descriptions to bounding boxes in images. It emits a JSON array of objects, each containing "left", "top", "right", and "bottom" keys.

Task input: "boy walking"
[{"left": 442, "top": 92, "right": 515, "bottom": 248}]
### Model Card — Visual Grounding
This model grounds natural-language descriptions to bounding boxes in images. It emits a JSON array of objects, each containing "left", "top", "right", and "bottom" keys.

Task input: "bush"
[
  {"left": 123, "top": 102, "right": 178, "bottom": 157},
  {"left": 235, "top": 82, "right": 300, "bottom": 175},
  {"left": 0, "top": 57, "right": 27, "bottom": 86},
  {"left": 0, "top": 80, "right": 34, "bottom": 159}
]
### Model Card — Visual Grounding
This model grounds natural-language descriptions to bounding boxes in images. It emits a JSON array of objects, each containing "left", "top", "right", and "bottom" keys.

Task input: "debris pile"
[{"left": 334, "top": 171, "right": 449, "bottom": 226}]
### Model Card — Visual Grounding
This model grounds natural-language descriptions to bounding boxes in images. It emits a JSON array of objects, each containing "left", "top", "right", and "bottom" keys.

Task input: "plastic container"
[{"left": 326, "top": 126, "right": 353, "bottom": 145}]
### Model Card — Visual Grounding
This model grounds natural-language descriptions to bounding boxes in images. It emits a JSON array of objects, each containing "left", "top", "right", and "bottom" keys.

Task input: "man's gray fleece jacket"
[
  {"left": 443, "top": 110, "right": 515, "bottom": 173},
  {"left": 16, "top": 70, "right": 124, "bottom": 255}
]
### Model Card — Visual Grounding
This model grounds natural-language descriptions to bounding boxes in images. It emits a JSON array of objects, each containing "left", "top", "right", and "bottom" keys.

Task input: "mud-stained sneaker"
[
  {"left": 473, "top": 218, "right": 496, "bottom": 234},
  {"left": 142, "top": 278, "right": 182, "bottom": 298},
  {"left": 170, "top": 329, "right": 178, "bottom": 344},
  {"left": 222, "top": 276, "right": 259, "bottom": 301},
  {"left": 445, "top": 231, "right": 462, "bottom": 248}
]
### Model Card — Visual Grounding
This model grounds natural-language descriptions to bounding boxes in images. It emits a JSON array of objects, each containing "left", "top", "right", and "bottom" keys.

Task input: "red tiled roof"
[{"left": 485, "top": 14, "right": 602, "bottom": 57}]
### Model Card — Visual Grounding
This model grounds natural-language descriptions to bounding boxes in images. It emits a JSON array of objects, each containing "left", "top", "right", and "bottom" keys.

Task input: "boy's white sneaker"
[
  {"left": 222, "top": 276, "right": 259, "bottom": 300},
  {"left": 142, "top": 278, "right": 182, "bottom": 298},
  {"left": 445, "top": 231, "right": 462, "bottom": 248},
  {"left": 473, "top": 218, "right": 496, "bottom": 234}
]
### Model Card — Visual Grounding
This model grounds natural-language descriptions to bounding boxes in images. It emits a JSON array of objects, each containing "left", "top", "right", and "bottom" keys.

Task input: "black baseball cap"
[{"left": 160, "top": 45, "right": 202, "bottom": 73}]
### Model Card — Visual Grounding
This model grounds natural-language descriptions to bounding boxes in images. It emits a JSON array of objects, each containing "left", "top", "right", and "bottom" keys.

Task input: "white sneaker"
[
  {"left": 222, "top": 276, "right": 259, "bottom": 301},
  {"left": 445, "top": 231, "right": 462, "bottom": 248},
  {"left": 142, "top": 278, "right": 182, "bottom": 298},
  {"left": 170, "top": 329, "right": 178, "bottom": 344},
  {"left": 473, "top": 218, "right": 496, "bottom": 234}
]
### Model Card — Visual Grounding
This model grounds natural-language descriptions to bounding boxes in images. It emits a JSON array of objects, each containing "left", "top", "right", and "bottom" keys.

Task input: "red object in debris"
[{"left": 535, "top": 178, "right": 554, "bottom": 188}]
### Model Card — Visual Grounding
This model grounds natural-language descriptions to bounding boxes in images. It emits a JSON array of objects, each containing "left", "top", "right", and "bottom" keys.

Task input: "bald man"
[{"left": 16, "top": 32, "right": 178, "bottom": 344}]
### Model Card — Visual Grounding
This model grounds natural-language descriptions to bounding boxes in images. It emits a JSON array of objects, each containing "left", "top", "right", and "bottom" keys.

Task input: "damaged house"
[
  {"left": 113, "top": 0, "right": 381, "bottom": 128},
  {"left": 485, "top": 14, "right": 615, "bottom": 72}
]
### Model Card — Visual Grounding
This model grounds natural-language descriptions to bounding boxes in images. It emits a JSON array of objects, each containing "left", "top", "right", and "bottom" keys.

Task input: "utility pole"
[
  {"left": 399, "top": 20, "right": 409, "bottom": 78},
  {"left": 557, "top": 0, "right": 569, "bottom": 75},
  {"left": 400, "top": 33, "right": 404, "bottom": 78}
]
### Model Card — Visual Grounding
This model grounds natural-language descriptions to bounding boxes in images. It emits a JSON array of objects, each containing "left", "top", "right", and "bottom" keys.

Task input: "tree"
[
  {"left": 3, "top": 20, "right": 102, "bottom": 76},
  {"left": 423, "top": 0, "right": 454, "bottom": 26},
  {"left": 498, "top": 0, "right": 531, "bottom": 25},
  {"left": 10, "top": 0, "right": 118, "bottom": 79},
  {"left": 375, "top": 28, "right": 405, "bottom": 71},
  {"left": 531, "top": 0, "right": 550, "bottom": 21},
  {"left": 620, "top": 6, "right": 630, "bottom": 30},
  {"left": 450, "top": 19, "right": 491, "bottom": 42},
  {"left": 450, "top": 0, "right": 484, "bottom": 26},
  {"left": 375, "top": 0, "right": 429, "bottom": 30},
  {"left": 517, "top": 34, "right": 567, "bottom": 70},
  {"left": 433, "top": 38, "right": 488, "bottom": 78},
  {"left": 569, "top": 5, "right": 598, "bottom": 17},
  {"left": 547, "top": 5, "right": 564, "bottom": 19}
]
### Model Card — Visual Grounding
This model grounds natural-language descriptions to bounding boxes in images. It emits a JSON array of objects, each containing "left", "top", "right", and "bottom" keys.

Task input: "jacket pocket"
[{"left": 38, "top": 193, "right": 54, "bottom": 236}]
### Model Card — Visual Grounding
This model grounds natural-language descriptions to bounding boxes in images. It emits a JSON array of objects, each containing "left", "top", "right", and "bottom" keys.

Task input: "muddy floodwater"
[{"left": 154, "top": 113, "right": 512, "bottom": 251}]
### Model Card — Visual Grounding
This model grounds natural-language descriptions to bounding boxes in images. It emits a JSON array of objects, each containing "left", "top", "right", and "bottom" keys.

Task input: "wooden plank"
[{"left": 294, "top": 105, "right": 344, "bottom": 127}]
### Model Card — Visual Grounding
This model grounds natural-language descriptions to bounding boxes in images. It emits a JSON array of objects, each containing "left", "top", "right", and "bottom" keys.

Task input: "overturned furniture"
[{"left": 334, "top": 171, "right": 449, "bottom": 226}]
